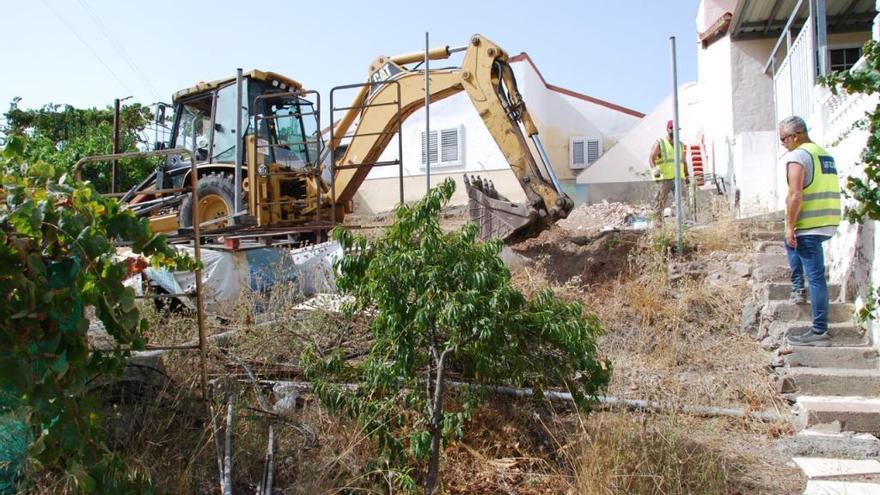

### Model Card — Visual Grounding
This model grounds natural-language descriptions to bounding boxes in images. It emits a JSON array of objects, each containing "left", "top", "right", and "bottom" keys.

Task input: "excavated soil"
[{"left": 510, "top": 226, "right": 643, "bottom": 285}]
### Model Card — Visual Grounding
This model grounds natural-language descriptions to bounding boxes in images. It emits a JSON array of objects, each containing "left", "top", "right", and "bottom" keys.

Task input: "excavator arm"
[{"left": 328, "top": 34, "right": 573, "bottom": 241}]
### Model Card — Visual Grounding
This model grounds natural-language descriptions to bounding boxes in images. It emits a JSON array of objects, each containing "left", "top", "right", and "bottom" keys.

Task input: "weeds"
[{"left": 564, "top": 412, "right": 729, "bottom": 495}]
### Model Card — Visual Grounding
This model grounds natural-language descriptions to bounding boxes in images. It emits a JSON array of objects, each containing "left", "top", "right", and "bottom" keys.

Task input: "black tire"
[{"left": 179, "top": 172, "right": 236, "bottom": 229}]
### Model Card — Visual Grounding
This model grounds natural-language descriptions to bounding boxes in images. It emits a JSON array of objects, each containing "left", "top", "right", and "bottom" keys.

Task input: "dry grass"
[{"left": 565, "top": 412, "right": 728, "bottom": 495}]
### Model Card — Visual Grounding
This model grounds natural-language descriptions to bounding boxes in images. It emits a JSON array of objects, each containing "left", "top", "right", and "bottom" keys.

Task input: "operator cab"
[
  {"left": 126, "top": 70, "right": 325, "bottom": 233},
  {"left": 161, "top": 70, "right": 321, "bottom": 172}
]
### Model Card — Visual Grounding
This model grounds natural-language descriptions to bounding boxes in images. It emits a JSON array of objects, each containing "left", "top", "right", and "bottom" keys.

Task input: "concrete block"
[
  {"left": 767, "top": 302, "right": 854, "bottom": 325},
  {"left": 755, "top": 240, "right": 787, "bottom": 254},
  {"left": 772, "top": 323, "right": 869, "bottom": 347},
  {"left": 766, "top": 283, "right": 843, "bottom": 303},
  {"left": 778, "top": 429, "right": 880, "bottom": 458},
  {"left": 793, "top": 457, "right": 880, "bottom": 479},
  {"left": 798, "top": 396, "right": 880, "bottom": 434},
  {"left": 777, "top": 368, "right": 880, "bottom": 396},
  {"left": 781, "top": 346, "right": 880, "bottom": 369},
  {"left": 804, "top": 480, "right": 880, "bottom": 494}
]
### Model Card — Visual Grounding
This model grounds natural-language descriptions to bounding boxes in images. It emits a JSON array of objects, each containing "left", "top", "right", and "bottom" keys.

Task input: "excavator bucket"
[{"left": 463, "top": 175, "right": 546, "bottom": 242}]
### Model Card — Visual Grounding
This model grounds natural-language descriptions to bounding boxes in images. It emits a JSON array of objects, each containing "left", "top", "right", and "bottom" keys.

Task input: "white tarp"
[{"left": 141, "top": 241, "right": 342, "bottom": 316}]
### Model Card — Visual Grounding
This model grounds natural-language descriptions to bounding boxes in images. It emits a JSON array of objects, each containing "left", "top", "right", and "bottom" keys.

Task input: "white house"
[{"left": 348, "top": 53, "right": 644, "bottom": 214}]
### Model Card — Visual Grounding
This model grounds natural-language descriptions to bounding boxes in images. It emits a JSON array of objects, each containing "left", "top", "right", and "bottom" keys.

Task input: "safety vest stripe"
[
  {"left": 803, "top": 191, "right": 840, "bottom": 201},
  {"left": 799, "top": 208, "right": 841, "bottom": 219}
]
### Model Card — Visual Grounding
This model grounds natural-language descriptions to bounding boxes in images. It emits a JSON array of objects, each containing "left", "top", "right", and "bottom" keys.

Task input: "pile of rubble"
[{"left": 558, "top": 200, "right": 650, "bottom": 235}]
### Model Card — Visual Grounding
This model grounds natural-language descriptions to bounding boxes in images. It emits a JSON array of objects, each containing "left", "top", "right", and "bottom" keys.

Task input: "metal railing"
[
  {"left": 74, "top": 148, "right": 210, "bottom": 402},
  {"left": 329, "top": 80, "right": 404, "bottom": 226}
]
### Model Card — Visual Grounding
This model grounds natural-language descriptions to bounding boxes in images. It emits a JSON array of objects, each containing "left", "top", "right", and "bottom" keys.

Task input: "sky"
[{"left": 1, "top": 0, "right": 700, "bottom": 123}]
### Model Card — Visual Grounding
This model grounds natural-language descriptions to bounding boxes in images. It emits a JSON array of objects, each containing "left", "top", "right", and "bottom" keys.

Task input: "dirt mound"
[{"left": 511, "top": 226, "right": 643, "bottom": 285}]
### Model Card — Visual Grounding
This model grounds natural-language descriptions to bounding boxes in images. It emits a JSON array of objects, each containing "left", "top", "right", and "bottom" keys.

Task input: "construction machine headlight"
[{"left": 258, "top": 164, "right": 269, "bottom": 177}]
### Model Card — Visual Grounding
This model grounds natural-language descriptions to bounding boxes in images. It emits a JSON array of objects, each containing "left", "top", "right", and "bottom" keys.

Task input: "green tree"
[
  {"left": 821, "top": 40, "right": 880, "bottom": 320},
  {"left": 2, "top": 98, "right": 157, "bottom": 194},
  {"left": 302, "top": 178, "right": 610, "bottom": 494},
  {"left": 0, "top": 135, "right": 194, "bottom": 492}
]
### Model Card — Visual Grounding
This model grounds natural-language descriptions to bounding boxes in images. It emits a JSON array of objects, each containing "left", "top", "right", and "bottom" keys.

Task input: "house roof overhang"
[
  {"left": 729, "top": 0, "right": 874, "bottom": 40},
  {"left": 508, "top": 53, "right": 645, "bottom": 118}
]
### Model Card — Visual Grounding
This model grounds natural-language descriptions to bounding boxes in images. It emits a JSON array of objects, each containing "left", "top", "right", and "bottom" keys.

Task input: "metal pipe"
[
  {"left": 397, "top": 82, "right": 404, "bottom": 205},
  {"left": 390, "top": 45, "right": 451, "bottom": 65},
  {"left": 425, "top": 31, "right": 431, "bottom": 194},
  {"left": 670, "top": 36, "right": 684, "bottom": 255},
  {"left": 465, "top": 383, "right": 784, "bottom": 423},
  {"left": 529, "top": 135, "right": 564, "bottom": 195},
  {"left": 112, "top": 98, "right": 120, "bottom": 194},
  {"left": 234, "top": 68, "right": 244, "bottom": 216}
]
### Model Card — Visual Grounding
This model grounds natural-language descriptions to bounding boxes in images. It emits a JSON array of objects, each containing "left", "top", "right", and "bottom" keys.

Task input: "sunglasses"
[{"left": 780, "top": 131, "right": 800, "bottom": 143}]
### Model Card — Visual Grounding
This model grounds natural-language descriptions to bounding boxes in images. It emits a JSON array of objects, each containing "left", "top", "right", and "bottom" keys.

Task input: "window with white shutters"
[
  {"left": 421, "top": 127, "right": 463, "bottom": 167},
  {"left": 570, "top": 136, "right": 602, "bottom": 169}
]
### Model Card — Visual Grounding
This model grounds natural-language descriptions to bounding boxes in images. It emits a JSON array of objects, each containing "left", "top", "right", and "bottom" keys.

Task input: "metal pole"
[
  {"left": 815, "top": 0, "right": 828, "bottom": 77},
  {"left": 234, "top": 68, "right": 244, "bottom": 216},
  {"left": 670, "top": 36, "right": 683, "bottom": 255},
  {"left": 112, "top": 98, "right": 120, "bottom": 194},
  {"left": 425, "top": 31, "right": 431, "bottom": 194}
]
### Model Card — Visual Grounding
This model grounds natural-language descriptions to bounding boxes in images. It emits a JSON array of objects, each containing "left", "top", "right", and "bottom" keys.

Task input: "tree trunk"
[{"left": 424, "top": 348, "right": 449, "bottom": 495}]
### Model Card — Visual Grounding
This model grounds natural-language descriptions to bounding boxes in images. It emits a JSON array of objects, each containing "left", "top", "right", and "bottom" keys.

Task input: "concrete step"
[
  {"left": 778, "top": 429, "right": 880, "bottom": 458},
  {"left": 771, "top": 322, "right": 869, "bottom": 347},
  {"left": 756, "top": 240, "right": 787, "bottom": 254},
  {"left": 753, "top": 264, "right": 791, "bottom": 282},
  {"left": 767, "top": 301, "right": 854, "bottom": 324},
  {"left": 794, "top": 456, "right": 880, "bottom": 480},
  {"left": 775, "top": 368, "right": 880, "bottom": 396},
  {"left": 780, "top": 345, "right": 879, "bottom": 369},
  {"left": 766, "top": 283, "right": 843, "bottom": 302},
  {"left": 797, "top": 396, "right": 880, "bottom": 435},
  {"left": 804, "top": 480, "right": 880, "bottom": 494},
  {"left": 755, "top": 252, "right": 789, "bottom": 266},
  {"left": 750, "top": 230, "right": 785, "bottom": 242}
]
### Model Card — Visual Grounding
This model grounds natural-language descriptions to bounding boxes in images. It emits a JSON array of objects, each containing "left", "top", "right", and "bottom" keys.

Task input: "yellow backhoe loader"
[{"left": 125, "top": 34, "right": 572, "bottom": 242}]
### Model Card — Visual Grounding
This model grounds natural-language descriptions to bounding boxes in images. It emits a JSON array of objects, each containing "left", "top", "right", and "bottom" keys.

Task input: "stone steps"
[
  {"left": 780, "top": 346, "right": 880, "bottom": 369},
  {"left": 766, "top": 282, "right": 843, "bottom": 302},
  {"left": 775, "top": 368, "right": 880, "bottom": 397},
  {"left": 766, "top": 301, "right": 854, "bottom": 325},
  {"left": 796, "top": 396, "right": 880, "bottom": 435},
  {"left": 771, "top": 323, "right": 869, "bottom": 347}
]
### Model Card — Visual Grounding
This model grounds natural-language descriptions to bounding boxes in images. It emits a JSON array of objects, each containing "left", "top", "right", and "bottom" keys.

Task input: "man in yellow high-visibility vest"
[
  {"left": 779, "top": 116, "right": 841, "bottom": 347},
  {"left": 649, "top": 120, "right": 688, "bottom": 222}
]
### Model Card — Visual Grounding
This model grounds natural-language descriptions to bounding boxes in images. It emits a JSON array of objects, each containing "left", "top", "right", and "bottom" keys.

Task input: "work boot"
[
  {"left": 787, "top": 329, "right": 830, "bottom": 347},
  {"left": 789, "top": 288, "right": 807, "bottom": 305}
]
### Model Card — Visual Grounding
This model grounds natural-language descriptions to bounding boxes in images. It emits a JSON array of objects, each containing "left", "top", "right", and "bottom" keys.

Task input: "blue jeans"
[{"left": 785, "top": 235, "right": 831, "bottom": 334}]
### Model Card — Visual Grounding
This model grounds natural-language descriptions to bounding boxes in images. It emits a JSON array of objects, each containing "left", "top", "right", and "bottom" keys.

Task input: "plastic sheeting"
[{"left": 140, "top": 241, "right": 341, "bottom": 316}]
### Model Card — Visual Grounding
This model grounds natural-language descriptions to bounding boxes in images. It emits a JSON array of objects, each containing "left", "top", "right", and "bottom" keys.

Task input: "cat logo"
[{"left": 369, "top": 62, "right": 403, "bottom": 94}]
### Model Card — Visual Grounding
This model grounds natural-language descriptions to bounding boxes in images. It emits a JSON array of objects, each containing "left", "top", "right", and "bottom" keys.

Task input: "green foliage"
[
  {"left": 820, "top": 40, "right": 880, "bottom": 223},
  {"left": 856, "top": 286, "right": 880, "bottom": 327},
  {"left": 2, "top": 98, "right": 156, "bottom": 194},
  {"left": 302, "top": 177, "right": 610, "bottom": 492},
  {"left": 0, "top": 135, "right": 195, "bottom": 492}
]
